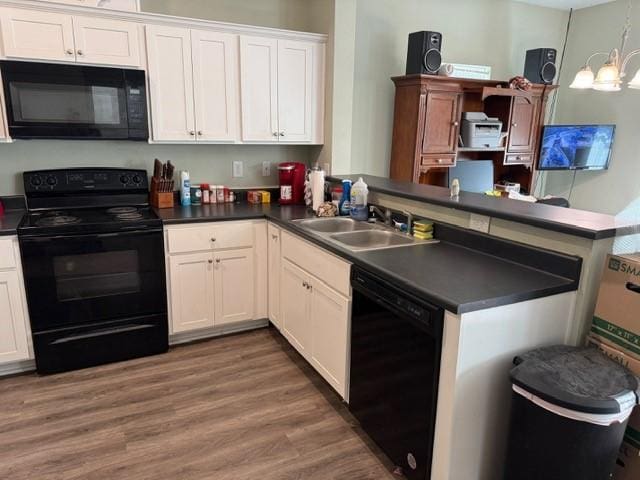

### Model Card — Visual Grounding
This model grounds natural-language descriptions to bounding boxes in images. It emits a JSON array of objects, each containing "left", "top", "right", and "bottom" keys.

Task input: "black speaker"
[
  {"left": 524, "top": 48, "right": 557, "bottom": 85},
  {"left": 406, "top": 31, "right": 443, "bottom": 75}
]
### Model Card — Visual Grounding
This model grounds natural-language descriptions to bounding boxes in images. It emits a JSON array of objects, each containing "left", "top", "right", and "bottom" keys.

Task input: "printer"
[{"left": 461, "top": 112, "right": 503, "bottom": 148}]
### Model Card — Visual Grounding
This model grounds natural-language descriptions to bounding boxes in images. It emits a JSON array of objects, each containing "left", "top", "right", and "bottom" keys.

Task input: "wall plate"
[
  {"left": 262, "top": 161, "right": 271, "bottom": 177},
  {"left": 232, "top": 161, "right": 244, "bottom": 178}
]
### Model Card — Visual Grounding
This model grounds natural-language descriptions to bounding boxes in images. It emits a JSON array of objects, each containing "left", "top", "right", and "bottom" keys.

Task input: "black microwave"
[{"left": 0, "top": 61, "right": 148, "bottom": 140}]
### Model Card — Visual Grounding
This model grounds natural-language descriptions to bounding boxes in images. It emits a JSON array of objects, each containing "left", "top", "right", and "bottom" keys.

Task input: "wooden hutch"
[{"left": 389, "top": 75, "right": 557, "bottom": 194}]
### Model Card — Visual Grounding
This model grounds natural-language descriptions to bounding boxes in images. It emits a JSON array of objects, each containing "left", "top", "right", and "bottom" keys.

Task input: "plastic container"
[
  {"left": 339, "top": 180, "right": 352, "bottom": 216},
  {"left": 201, "top": 183, "right": 210, "bottom": 204},
  {"left": 190, "top": 185, "right": 201, "bottom": 205},
  {"left": 350, "top": 177, "right": 369, "bottom": 221},
  {"left": 180, "top": 171, "right": 191, "bottom": 206},
  {"left": 209, "top": 185, "right": 217, "bottom": 204},
  {"left": 503, "top": 345, "right": 639, "bottom": 480}
]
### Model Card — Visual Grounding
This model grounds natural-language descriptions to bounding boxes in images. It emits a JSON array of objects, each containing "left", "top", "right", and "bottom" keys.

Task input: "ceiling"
[{"left": 512, "top": 0, "right": 616, "bottom": 10}]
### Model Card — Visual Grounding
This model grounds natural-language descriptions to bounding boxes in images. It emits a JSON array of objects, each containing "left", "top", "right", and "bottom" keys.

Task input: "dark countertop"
[
  {"left": 328, "top": 174, "right": 639, "bottom": 240},
  {"left": 158, "top": 203, "right": 580, "bottom": 314}
]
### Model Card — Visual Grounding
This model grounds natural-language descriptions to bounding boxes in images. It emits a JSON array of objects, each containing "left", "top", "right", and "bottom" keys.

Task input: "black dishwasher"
[{"left": 349, "top": 266, "right": 443, "bottom": 480}]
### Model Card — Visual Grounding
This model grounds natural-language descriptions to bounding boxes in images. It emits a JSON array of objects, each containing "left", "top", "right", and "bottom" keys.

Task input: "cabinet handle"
[
  {"left": 66, "top": 49, "right": 74, "bottom": 55},
  {"left": 208, "top": 259, "right": 213, "bottom": 264},
  {"left": 279, "top": 131, "right": 285, "bottom": 137},
  {"left": 197, "top": 131, "right": 203, "bottom": 136},
  {"left": 210, "top": 237, "right": 216, "bottom": 242},
  {"left": 189, "top": 131, "right": 195, "bottom": 136},
  {"left": 452, "top": 121, "right": 459, "bottom": 127},
  {"left": 302, "top": 281, "right": 308, "bottom": 288},
  {"left": 273, "top": 132, "right": 278, "bottom": 137},
  {"left": 437, "top": 158, "right": 443, "bottom": 164},
  {"left": 271, "top": 234, "right": 278, "bottom": 240},
  {"left": 77, "top": 50, "right": 83, "bottom": 56},
  {"left": 512, "top": 123, "right": 518, "bottom": 128},
  {"left": 215, "top": 258, "right": 221, "bottom": 264},
  {"left": 307, "top": 284, "right": 312, "bottom": 291}
]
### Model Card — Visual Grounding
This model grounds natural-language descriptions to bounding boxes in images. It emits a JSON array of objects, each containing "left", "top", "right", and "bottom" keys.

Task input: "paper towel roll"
[{"left": 311, "top": 169, "right": 325, "bottom": 212}]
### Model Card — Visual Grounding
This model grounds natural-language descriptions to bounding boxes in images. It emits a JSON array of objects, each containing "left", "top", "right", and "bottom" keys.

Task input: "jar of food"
[
  {"left": 190, "top": 185, "right": 202, "bottom": 205},
  {"left": 223, "top": 187, "right": 230, "bottom": 203},
  {"left": 216, "top": 185, "right": 225, "bottom": 203},
  {"left": 201, "top": 183, "right": 210, "bottom": 204},
  {"left": 209, "top": 185, "right": 217, "bottom": 204}
]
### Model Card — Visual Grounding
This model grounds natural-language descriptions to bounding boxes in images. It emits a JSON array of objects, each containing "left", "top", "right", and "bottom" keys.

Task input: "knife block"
[{"left": 150, "top": 178, "right": 175, "bottom": 209}]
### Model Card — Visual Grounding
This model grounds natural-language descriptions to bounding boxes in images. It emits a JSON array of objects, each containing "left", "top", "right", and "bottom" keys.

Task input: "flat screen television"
[{"left": 538, "top": 124, "right": 615, "bottom": 171}]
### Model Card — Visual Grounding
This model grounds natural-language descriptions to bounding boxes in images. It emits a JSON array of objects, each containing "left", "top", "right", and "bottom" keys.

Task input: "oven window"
[
  {"left": 53, "top": 250, "right": 141, "bottom": 302},
  {"left": 9, "top": 82, "right": 121, "bottom": 124}
]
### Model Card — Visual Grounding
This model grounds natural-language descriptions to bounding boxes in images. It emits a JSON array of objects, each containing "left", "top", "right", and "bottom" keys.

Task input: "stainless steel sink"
[
  {"left": 329, "top": 230, "right": 425, "bottom": 251},
  {"left": 294, "top": 217, "right": 376, "bottom": 233}
]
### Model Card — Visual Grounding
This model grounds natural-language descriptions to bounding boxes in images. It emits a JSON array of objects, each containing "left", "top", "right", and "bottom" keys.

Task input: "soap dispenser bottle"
[{"left": 350, "top": 177, "right": 369, "bottom": 221}]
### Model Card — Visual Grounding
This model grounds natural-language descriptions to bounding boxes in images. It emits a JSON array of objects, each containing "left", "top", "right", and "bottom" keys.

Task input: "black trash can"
[{"left": 504, "top": 345, "right": 639, "bottom": 480}]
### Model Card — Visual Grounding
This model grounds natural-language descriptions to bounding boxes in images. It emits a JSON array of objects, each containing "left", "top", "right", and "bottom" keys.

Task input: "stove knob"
[
  {"left": 30, "top": 175, "right": 42, "bottom": 187},
  {"left": 46, "top": 176, "right": 57, "bottom": 186},
  {"left": 120, "top": 174, "right": 130, "bottom": 184},
  {"left": 132, "top": 174, "right": 142, "bottom": 184}
]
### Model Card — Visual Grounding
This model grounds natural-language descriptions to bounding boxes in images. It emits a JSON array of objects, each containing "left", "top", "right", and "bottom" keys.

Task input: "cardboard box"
[
  {"left": 591, "top": 254, "right": 640, "bottom": 360},
  {"left": 615, "top": 441, "right": 640, "bottom": 480},
  {"left": 587, "top": 335, "right": 640, "bottom": 376}
]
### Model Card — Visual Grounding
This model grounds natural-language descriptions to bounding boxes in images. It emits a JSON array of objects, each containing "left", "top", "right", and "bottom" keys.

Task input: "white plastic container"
[
  {"left": 180, "top": 170, "right": 191, "bottom": 206},
  {"left": 350, "top": 177, "right": 369, "bottom": 221}
]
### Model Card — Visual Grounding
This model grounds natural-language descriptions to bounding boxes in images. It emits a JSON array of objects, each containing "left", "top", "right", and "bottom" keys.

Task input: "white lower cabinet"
[
  {"left": 166, "top": 221, "right": 264, "bottom": 336},
  {"left": 279, "top": 233, "right": 351, "bottom": 399},
  {"left": 267, "top": 223, "right": 281, "bottom": 328},
  {"left": 0, "top": 238, "right": 31, "bottom": 365}
]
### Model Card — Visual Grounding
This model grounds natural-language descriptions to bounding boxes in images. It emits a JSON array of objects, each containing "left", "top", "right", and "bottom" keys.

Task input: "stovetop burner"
[
  {"left": 107, "top": 206, "right": 139, "bottom": 215},
  {"left": 35, "top": 215, "right": 82, "bottom": 227},
  {"left": 114, "top": 212, "right": 144, "bottom": 221}
]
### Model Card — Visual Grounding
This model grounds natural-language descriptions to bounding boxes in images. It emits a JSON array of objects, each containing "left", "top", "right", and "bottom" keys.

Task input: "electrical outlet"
[
  {"left": 262, "top": 161, "right": 271, "bottom": 177},
  {"left": 232, "top": 161, "right": 243, "bottom": 178}
]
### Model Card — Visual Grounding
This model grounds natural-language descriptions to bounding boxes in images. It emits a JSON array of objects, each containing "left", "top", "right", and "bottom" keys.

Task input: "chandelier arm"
[
  {"left": 585, "top": 52, "right": 612, "bottom": 67},
  {"left": 620, "top": 49, "right": 640, "bottom": 76}
]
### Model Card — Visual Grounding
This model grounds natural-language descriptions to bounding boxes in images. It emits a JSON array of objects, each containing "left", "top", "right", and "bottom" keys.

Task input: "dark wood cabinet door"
[
  {"left": 422, "top": 91, "right": 461, "bottom": 155},
  {"left": 507, "top": 96, "right": 540, "bottom": 153}
]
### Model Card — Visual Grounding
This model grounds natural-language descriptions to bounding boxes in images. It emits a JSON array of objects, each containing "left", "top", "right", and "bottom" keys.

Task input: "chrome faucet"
[
  {"left": 369, "top": 205, "right": 392, "bottom": 226},
  {"left": 402, "top": 210, "right": 414, "bottom": 235}
]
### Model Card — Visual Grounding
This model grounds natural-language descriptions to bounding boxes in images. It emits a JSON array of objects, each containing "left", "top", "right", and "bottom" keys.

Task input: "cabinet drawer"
[
  {"left": 281, "top": 230, "right": 350, "bottom": 297},
  {"left": 0, "top": 238, "right": 16, "bottom": 269},
  {"left": 167, "top": 222, "right": 254, "bottom": 254},
  {"left": 504, "top": 153, "right": 533, "bottom": 165},
  {"left": 421, "top": 154, "right": 456, "bottom": 167}
]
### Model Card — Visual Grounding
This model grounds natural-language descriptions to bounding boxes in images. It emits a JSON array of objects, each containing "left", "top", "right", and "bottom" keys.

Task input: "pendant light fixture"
[{"left": 570, "top": 0, "right": 640, "bottom": 92}]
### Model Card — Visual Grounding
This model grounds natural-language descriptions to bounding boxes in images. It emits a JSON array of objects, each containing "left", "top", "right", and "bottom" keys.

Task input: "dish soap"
[
  {"left": 350, "top": 177, "right": 369, "bottom": 221},
  {"left": 339, "top": 179, "right": 352, "bottom": 216}
]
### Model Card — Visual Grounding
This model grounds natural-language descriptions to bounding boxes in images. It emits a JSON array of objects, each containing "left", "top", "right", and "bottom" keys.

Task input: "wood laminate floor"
[{"left": 0, "top": 328, "right": 401, "bottom": 480}]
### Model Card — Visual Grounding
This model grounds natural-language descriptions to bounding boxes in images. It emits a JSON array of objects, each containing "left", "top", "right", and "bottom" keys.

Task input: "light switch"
[
  {"left": 232, "top": 161, "right": 243, "bottom": 178},
  {"left": 262, "top": 161, "right": 271, "bottom": 177}
]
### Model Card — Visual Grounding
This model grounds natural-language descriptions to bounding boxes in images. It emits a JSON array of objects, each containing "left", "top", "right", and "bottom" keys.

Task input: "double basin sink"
[{"left": 293, "top": 217, "right": 437, "bottom": 252}]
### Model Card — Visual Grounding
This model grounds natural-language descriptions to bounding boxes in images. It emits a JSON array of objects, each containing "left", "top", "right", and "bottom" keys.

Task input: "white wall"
[
  {"left": 348, "top": 0, "right": 570, "bottom": 176},
  {"left": 544, "top": 0, "right": 640, "bottom": 217}
]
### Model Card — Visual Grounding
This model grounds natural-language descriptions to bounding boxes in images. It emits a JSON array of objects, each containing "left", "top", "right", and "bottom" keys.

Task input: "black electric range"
[{"left": 18, "top": 168, "right": 168, "bottom": 374}]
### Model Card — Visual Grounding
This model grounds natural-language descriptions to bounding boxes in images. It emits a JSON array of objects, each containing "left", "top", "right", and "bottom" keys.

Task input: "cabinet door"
[
  {"left": 146, "top": 25, "right": 196, "bottom": 142},
  {"left": 422, "top": 91, "right": 461, "bottom": 155},
  {"left": 213, "top": 248, "right": 255, "bottom": 326},
  {"left": 239, "top": 35, "right": 278, "bottom": 142},
  {"left": 507, "top": 96, "right": 540, "bottom": 153},
  {"left": 0, "top": 8, "right": 75, "bottom": 62},
  {"left": 169, "top": 252, "right": 214, "bottom": 333},
  {"left": 267, "top": 224, "right": 281, "bottom": 329},
  {"left": 280, "top": 259, "right": 311, "bottom": 358},
  {"left": 309, "top": 279, "right": 350, "bottom": 398},
  {"left": 72, "top": 16, "right": 140, "bottom": 67},
  {"left": 191, "top": 30, "right": 239, "bottom": 142},
  {"left": 0, "top": 271, "right": 30, "bottom": 363},
  {"left": 277, "top": 40, "right": 313, "bottom": 143}
]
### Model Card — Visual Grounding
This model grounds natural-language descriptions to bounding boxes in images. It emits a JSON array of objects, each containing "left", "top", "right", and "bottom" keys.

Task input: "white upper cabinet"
[
  {"left": 240, "top": 35, "right": 323, "bottom": 144},
  {"left": 191, "top": 30, "right": 239, "bottom": 142},
  {"left": 146, "top": 25, "right": 196, "bottom": 142},
  {"left": 72, "top": 16, "right": 140, "bottom": 67},
  {"left": 0, "top": 8, "right": 141, "bottom": 67},
  {"left": 277, "top": 40, "right": 313, "bottom": 143},
  {"left": 146, "top": 26, "right": 240, "bottom": 143},
  {"left": 0, "top": 8, "right": 75, "bottom": 62},
  {"left": 239, "top": 36, "right": 278, "bottom": 142}
]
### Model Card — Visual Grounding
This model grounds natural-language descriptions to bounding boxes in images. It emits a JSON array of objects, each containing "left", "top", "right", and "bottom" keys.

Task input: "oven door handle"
[
  {"left": 20, "top": 228, "right": 163, "bottom": 243},
  {"left": 50, "top": 324, "right": 156, "bottom": 344}
]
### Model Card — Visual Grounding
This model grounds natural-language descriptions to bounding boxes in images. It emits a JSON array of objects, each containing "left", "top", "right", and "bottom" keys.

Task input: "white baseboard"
[
  {"left": 169, "top": 319, "right": 270, "bottom": 346},
  {"left": 0, "top": 359, "right": 36, "bottom": 377}
]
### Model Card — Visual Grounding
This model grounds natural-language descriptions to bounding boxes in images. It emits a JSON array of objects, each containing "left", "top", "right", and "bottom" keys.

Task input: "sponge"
[
  {"left": 413, "top": 231, "right": 434, "bottom": 241},
  {"left": 413, "top": 220, "right": 434, "bottom": 233}
]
